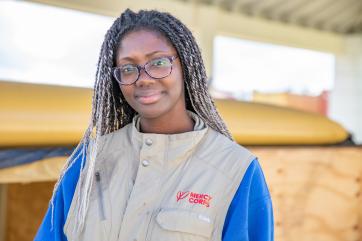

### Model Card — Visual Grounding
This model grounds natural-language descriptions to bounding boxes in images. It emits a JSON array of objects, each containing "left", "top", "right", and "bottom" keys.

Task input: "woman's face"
[{"left": 116, "top": 29, "right": 186, "bottom": 120}]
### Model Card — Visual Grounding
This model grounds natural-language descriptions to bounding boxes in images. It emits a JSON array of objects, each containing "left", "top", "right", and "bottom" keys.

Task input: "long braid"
[
  {"left": 155, "top": 12, "right": 231, "bottom": 137},
  {"left": 50, "top": 8, "right": 233, "bottom": 235}
]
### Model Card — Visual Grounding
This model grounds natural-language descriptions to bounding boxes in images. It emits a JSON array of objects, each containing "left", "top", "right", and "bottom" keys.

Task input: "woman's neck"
[{"left": 139, "top": 111, "right": 194, "bottom": 134}]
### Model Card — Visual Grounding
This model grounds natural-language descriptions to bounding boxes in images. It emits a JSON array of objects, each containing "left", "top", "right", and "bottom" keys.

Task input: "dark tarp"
[{"left": 0, "top": 147, "right": 75, "bottom": 169}]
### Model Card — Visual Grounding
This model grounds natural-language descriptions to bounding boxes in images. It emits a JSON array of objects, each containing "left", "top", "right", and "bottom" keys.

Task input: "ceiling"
[{"left": 180, "top": 0, "right": 362, "bottom": 34}]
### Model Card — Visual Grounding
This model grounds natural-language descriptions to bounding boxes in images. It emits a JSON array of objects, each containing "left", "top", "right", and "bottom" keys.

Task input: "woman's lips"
[{"left": 135, "top": 91, "right": 163, "bottom": 104}]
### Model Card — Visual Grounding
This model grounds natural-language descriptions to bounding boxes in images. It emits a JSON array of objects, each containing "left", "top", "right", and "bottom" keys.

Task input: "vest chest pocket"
[{"left": 148, "top": 208, "right": 214, "bottom": 241}]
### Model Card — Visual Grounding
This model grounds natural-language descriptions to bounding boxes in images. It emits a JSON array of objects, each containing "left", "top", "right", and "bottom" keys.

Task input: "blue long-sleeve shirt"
[{"left": 35, "top": 149, "right": 274, "bottom": 241}]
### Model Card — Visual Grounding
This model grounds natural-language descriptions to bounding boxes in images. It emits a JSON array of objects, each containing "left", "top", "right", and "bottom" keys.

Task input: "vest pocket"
[
  {"left": 94, "top": 171, "right": 112, "bottom": 240},
  {"left": 151, "top": 208, "right": 213, "bottom": 240},
  {"left": 95, "top": 171, "right": 106, "bottom": 220}
]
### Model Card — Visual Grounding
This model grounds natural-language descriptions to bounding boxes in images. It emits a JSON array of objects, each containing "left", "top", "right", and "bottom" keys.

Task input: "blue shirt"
[{"left": 35, "top": 147, "right": 274, "bottom": 241}]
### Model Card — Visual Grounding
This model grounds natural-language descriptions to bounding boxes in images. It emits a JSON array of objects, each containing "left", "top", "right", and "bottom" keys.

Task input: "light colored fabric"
[{"left": 64, "top": 111, "right": 256, "bottom": 241}]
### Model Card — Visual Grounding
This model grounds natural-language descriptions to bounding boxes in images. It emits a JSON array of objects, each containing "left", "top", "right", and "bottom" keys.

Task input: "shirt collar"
[{"left": 130, "top": 110, "right": 208, "bottom": 165}]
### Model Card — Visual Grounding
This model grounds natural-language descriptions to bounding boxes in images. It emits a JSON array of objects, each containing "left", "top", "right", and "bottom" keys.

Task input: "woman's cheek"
[
  {"left": 120, "top": 85, "right": 131, "bottom": 97},
  {"left": 120, "top": 86, "right": 135, "bottom": 107}
]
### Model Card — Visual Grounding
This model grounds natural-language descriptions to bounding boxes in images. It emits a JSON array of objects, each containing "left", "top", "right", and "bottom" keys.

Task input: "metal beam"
[
  {"left": 308, "top": 0, "right": 359, "bottom": 29},
  {"left": 247, "top": 0, "right": 286, "bottom": 18},
  {"left": 335, "top": 15, "right": 362, "bottom": 34},
  {"left": 263, "top": 0, "right": 308, "bottom": 20},
  {"left": 223, "top": 0, "right": 241, "bottom": 11},
  {"left": 235, "top": 0, "right": 265, "bottom": 15},
  {"left": 351, "top": 14, "right": 362, "bottom": 33},
  {"left": 287, "top": 0, "right": 333, "bottom": 24},
  {"left": 211, "top": 0, "right": 225, "bottom": 7},
  {"left": 329, "top": 3, "right": 362, "bottom": 33},
  {"left": 322, "top": 0, "right": 362, "bottom": 32}
]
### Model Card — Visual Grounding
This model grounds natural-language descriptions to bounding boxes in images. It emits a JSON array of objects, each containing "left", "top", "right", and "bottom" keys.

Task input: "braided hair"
[{"left": 51, "top": 8, "right": 232, "bottom": 234}]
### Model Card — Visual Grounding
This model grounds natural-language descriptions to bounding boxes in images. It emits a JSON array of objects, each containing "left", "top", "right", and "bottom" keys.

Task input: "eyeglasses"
[{"left": 113, "top": 55, "right": 178, "bottom": 85}]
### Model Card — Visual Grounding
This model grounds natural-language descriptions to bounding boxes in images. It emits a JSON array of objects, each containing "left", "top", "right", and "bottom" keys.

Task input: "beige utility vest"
[{"left": 64, "top": 111, "right": 256, "bottom": 241}]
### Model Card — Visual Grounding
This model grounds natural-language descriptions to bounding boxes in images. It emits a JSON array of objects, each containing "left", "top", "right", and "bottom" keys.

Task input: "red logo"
[
  {"left": 176, "top": 191, "right": 190, "bottom": 201},
  {"left": 176, "top": 191, "right": 212, "bottom": 207}
]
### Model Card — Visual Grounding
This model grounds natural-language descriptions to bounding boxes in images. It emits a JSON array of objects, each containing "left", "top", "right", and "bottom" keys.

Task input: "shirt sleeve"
[
  {"left": 222, "top": 158, "right": 274, "bottom": 241},
  {"left": 34, "top": 146, "right": 85, "bottom": 241}
]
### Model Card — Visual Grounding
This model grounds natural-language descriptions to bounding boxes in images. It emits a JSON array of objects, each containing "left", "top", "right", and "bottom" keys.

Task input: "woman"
[{"left": 35, "top": 9, "right": 274, "bottom": 241}]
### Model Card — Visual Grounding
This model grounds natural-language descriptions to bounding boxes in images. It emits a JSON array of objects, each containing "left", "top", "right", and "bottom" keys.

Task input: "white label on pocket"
[{"left": 198, "top": 214, "right": 211, "bottom": 223}]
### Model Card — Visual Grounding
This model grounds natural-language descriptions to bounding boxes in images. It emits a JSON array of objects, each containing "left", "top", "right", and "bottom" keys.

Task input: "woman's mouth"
[{"left": 135, "top": 91, "right": 164, "bottom": 104}]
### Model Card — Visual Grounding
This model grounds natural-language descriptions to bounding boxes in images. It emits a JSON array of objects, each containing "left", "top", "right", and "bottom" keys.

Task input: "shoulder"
[
  {"left": 91, "top": 122, "right": 133, "bottom": 157},
  {"left": 195, "top": 127, "right": 257, "bottom": 181},
  {"left": 198, "top": 127, "right": 256, "bottom": 161},
  {"left": 59, "top": 145, "right": 86, "bottom": 195}
]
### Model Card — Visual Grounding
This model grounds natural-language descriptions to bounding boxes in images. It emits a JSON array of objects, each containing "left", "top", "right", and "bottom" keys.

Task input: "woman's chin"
[{"left": 136, "top": 107, "right": 167, "bottom": 120}]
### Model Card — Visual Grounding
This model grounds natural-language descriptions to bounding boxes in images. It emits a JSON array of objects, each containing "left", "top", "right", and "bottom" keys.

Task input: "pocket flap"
[{"left": 156, "top": 209, "right": 213, "bottom": 238}]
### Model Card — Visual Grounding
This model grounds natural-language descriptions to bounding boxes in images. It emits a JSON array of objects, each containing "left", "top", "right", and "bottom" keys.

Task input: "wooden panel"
[
  {"left": 250, "top": 146, "right": 362, "bottom": 241},
  {"left": 0, "top": 185, "right": 7, "bottom": 241},
  {"left": 5, "top": 182, "right": 54, "bottom": 241}
]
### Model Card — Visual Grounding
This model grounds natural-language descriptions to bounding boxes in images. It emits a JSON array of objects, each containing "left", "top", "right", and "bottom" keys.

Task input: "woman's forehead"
[{"left": 117, "top": 30, "right": 175, "bottom": 60}]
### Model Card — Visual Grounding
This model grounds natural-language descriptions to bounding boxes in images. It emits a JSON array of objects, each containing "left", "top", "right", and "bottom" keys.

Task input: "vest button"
[
  {"left": 145, "top": 138, "right": 153, "bottom": 146},
  {"left": 142, "top": 160, "right": 150, "bottom": 167}
]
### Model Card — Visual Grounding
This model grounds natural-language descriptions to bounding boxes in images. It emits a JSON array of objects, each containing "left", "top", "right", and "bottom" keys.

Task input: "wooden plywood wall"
[
  {"left": 4, "top": 182, "right": 54, "bottom": 241},
  {"left": 250, "top": 146, "right": 362, "bottom": 241},
  {"left": 3, "top": 146, "right": 362, "bottom": 241}
]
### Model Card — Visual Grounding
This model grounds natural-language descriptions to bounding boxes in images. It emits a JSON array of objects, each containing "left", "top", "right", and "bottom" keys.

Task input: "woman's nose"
[{"left": 135, "top": 68, "right": 155, "bottom": 87}]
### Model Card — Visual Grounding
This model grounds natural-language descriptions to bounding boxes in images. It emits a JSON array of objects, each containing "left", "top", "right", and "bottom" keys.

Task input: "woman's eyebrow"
[{"left": 118, "top": 50, "right": 169, "bottom": 61}]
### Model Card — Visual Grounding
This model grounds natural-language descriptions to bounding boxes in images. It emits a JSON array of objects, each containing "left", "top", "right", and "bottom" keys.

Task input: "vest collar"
[{"left": 130, "top": 111, "right": 208, "bottom": 165}]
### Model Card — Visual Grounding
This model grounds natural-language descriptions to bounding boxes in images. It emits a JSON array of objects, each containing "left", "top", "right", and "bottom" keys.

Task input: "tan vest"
[{"left": 64, "top": 111, "right": 256, "bottom": 241}]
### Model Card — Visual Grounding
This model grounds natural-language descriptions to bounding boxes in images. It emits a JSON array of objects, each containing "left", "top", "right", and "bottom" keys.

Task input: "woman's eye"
[
  {"left": 151, "top": 58, "right": 170, "bottom": 67},
  {"left": 121, "top": 65, "right": 137, "bottom": 74}
]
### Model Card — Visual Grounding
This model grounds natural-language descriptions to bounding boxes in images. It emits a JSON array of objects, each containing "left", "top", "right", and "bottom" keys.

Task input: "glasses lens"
[
  {"left": 145, "top": 57, "right": 172, "bottom": 78},
  {"left": 115, "top": 64, "right": 138, "bottom": 84}
]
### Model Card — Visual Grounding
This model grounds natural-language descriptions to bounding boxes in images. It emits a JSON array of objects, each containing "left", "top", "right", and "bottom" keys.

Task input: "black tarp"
[{"left": 0, "top": 147, "right": 75, "bottom": 169}]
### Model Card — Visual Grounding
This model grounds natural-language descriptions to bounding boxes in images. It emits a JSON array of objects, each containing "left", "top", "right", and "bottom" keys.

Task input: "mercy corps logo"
[{"left": 176, "top": 191, "right": 212, "bottom": 208}]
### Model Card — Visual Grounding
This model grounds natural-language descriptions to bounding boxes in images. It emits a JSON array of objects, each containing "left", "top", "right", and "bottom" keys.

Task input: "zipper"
[{"left": 95, "top": 171, "right": 106, "bottom": 221}]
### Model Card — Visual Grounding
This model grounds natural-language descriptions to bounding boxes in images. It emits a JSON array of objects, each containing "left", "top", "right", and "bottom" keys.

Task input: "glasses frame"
[{"left": 113, "top": 55, "right": 179, "bottom": 86}]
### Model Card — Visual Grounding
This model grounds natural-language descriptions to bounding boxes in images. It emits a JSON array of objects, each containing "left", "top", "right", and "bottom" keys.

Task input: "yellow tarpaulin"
[{"left": 0, "top": 81, "right": 348, "bottom": 146}]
